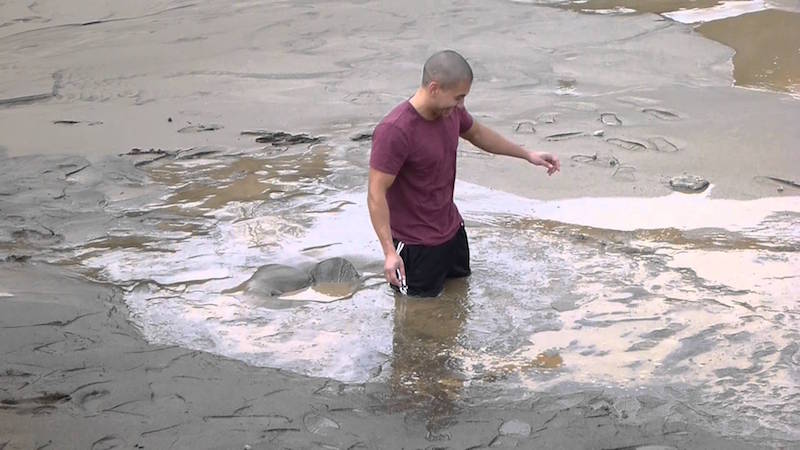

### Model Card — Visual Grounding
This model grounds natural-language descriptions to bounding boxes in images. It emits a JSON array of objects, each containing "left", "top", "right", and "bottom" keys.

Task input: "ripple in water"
[{"left": 65, "top": 144, "right": 800, "bottom": 441}]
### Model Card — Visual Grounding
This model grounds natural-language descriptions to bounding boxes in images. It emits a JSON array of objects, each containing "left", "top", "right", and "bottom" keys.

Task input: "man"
[{"left": 368, "top": 50, "right": 560, "bottom": 297}]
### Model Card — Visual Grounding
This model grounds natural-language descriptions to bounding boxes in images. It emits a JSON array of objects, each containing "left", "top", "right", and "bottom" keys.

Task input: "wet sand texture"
[{"left": 1, "top": 0, "right": 800, "bottom": 448}]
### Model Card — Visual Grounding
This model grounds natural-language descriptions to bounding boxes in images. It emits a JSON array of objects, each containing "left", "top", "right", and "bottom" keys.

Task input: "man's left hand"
[{"left": 528, "top": 151, "right": 561, "bottom": 175}]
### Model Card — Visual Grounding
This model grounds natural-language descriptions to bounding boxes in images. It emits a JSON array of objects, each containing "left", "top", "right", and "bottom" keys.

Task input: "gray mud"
[{"left": 1, "top": 0, "right": 799, "bottom": 448}]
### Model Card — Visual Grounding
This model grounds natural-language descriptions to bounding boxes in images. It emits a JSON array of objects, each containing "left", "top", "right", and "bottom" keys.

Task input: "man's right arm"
[{"left": 367, "top": 168, "right": 405, "bottom": 286}]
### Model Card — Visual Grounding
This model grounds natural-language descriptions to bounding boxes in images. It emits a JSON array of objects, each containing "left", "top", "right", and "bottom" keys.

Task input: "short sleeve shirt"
[{"left": 369, "top": 101, "right": 474, "bottom": 246}]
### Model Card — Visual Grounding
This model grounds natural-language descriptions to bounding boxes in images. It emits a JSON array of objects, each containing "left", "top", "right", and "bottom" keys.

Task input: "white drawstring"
[{"left": 395, "top": 241, "right": 407, "bottom": 295}]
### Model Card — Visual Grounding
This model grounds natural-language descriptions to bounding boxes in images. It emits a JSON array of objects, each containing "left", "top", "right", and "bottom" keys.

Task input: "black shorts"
[{"left": 393, "top": 224, "right": 471, "bottom": 297}]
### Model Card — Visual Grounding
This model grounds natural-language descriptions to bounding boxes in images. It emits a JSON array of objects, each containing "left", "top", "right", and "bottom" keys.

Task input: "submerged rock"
[
  {"left": 310, "top": 257, "right": 360, "bottom": 284},
  {"left": 226, "top": 258, "right": 361, "bottom": 303},
  {"left": 599, "top": 112, "right": 622, "bottom": 126},
  {"left": 303, "top": 413, "right": 340, "bottom": 435},
  {"left": 669, "top": 174, "right": 709, "bottom": 193},
  {"left": 271, "top": 257, "right": 363, "bottom": 303},
  {"left": 514, "top": 121, "right": 536, "bottom": 134},
  {"left": 226, "top": 264, "right": 311, "bottom": 297}
]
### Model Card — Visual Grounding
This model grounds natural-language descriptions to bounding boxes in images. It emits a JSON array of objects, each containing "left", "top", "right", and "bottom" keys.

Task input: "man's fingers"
[
  {"left": 544, "top": 154, "right": 561, "bottom": 173},
  {"left": 385, "top": 262, "right": 406, "bottom": 286},
  {"left": 385, "top": 268, "right": 400, "bottom": 286}
]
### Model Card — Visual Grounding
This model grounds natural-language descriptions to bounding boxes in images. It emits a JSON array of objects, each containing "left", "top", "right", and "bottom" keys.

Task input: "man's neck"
[{"left": 409, "top": 89, "right": 438, "bottom": 121}]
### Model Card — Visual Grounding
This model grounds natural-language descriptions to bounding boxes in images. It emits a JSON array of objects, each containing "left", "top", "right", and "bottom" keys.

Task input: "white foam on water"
[
  {"left": 664, "top": 0, "right": 769, "bottom": 23},
  {"left": 581, "top": 7, "right": 637, "bottom": 14},
  {"left": 456, "top": 180, "right": 800, "bottom": 232}
]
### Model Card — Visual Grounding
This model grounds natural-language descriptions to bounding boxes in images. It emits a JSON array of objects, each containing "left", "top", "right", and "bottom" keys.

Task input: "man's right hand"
[{"left": 384, "top": 251, "right": 405, "bottom": 287}]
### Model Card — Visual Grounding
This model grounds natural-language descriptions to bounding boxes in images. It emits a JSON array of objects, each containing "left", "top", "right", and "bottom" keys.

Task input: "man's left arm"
[{"left": 461, "top": 121, "right": 561, "bottom": 175}]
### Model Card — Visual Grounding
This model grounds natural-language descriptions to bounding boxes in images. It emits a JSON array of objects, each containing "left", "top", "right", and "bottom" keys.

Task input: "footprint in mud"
[
  {"left": 92, "top": 435, "right": 124, "bottom": 450},
  {"left": 612, "top": 165, "right": 637, "bottom": 181},
  {"left": 648, "top": 136, "right": 680, "bottom": 153},
  {"left": 606, "top": 137, "right": 648, "bottom": 151},
  {"left": 304, "top": 413, "right": 340, "bottom": 435},
  {"left": 571, "top": 152, "right": 637, "bottom": 180},
  {"left": 536, "top": 112, "right": 558, "bottom": 124},
  {"left": 545, "top": 131, "right": 584, "bottom": 141},
  {"left": 599, "top": 112, "right": 622, "bottom": 126},
  {"left": 177, "top": 123, "right": 223, "bottom": 133},
  {"left": 642, "top": 108, "right": 681, "bottom": 121},
  {"left": 283, "top": 36, "right": 325, "bottom": 54},
  {"left": 570, "top": 152, "right": 621, "bottom": 168},
  {"left": 514, "top": 121, "right": 536, "bottom": 134},
  {"left": 77, "top": 388, "right": 110, "bottom": 413}
]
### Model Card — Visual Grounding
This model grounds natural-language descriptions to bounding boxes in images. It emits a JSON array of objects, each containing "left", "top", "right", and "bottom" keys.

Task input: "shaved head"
[{"left": 421, "top": 50, "right": 473, "bottom": 89}]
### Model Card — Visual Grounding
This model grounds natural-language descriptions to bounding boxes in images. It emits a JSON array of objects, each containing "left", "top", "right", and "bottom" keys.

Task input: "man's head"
[{"left": 420, "top": 50, "right": 473, "bottom": 118}]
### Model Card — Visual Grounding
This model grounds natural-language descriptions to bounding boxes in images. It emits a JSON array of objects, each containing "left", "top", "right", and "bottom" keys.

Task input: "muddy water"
[
  {"left": 555, "top": 0, "right": 800, "bottom": 95},
  {"left": 698, "top": 8, "right": 800, "bottom": 95},
  {"left": 560, "top": 0, "right": 724, "bottom": 14},
  {"left": 3, "top": 138, "right": 796, "bottom": 440}
]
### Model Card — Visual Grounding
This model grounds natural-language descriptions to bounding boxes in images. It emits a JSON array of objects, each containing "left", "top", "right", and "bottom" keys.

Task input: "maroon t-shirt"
[{"left": 370, "top": 101, "right": 474, "bottom": 246}]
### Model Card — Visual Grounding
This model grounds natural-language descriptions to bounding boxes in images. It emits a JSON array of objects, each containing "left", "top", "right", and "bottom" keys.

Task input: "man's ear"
[{"left": 427, "top": 81, "right": 441, "bottom": 96}]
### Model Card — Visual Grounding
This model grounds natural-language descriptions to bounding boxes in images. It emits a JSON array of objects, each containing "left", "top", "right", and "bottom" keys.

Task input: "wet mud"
[{"left": 1, "top": 0, "right": 799, "bottom": 448}]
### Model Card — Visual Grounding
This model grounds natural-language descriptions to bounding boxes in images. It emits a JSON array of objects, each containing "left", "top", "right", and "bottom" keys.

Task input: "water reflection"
[{"left": 390, "top": 278, "right": 469, "bottom": 433}]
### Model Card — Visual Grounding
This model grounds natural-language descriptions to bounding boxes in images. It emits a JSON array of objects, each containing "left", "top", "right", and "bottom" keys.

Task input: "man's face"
[{"left": 432, "top": 80, "right": 471, "bottom": 118}]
